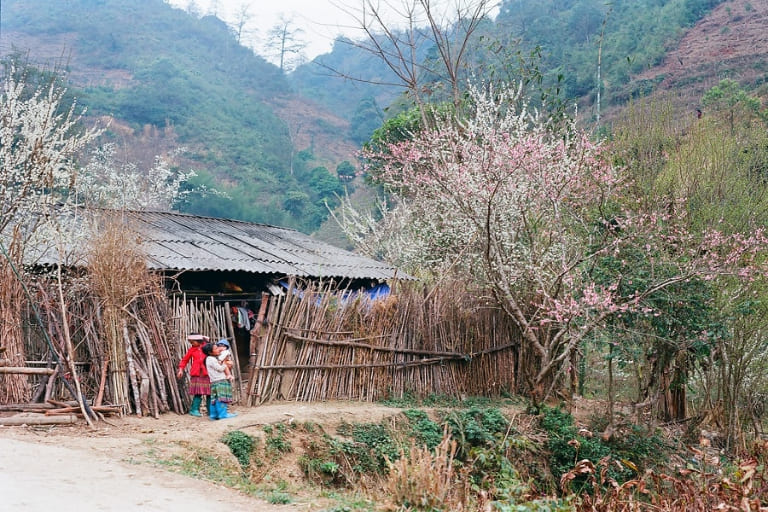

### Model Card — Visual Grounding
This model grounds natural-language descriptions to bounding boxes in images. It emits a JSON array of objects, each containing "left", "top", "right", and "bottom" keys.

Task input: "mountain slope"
[
  {"left": 2, "top": 0, "right": 764, "bottom": 236},
  {"left": 631, "top": 0, "right": 768, "bottom": 109},
  {"left": 0, "top": 0, "right": 357, "bottom": 234}
]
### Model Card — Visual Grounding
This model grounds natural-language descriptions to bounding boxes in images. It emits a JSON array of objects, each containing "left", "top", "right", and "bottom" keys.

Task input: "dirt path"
[
  {"left": 0, "top": 437, "right": 285, "bottom": 512},
  {"left": 0, "top": 401, "right": 404, "bottom": 512}
]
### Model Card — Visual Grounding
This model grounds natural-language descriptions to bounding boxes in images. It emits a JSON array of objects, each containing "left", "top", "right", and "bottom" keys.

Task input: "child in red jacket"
[{"left": 176, "top": 334, "right": 211, "bottom": 417}]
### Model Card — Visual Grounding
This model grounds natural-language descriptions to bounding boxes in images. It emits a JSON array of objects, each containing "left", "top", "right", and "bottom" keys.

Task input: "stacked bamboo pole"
[
  {"left": 12, "top": 273, "right": 521, "bottom": 413},
  {"left": 0, "top": 236, "right": 32, "bottom": 404},
  {"left": 170, "top": 295, "right": 249, "bottom": 406},
  {"left": 17, "top": 275, "right": 185, "bottom": 417}
]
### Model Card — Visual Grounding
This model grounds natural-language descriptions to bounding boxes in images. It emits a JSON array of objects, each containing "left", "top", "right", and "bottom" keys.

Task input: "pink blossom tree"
[{"left": 343, "top": 82, "right": 768, "bottom": 403}]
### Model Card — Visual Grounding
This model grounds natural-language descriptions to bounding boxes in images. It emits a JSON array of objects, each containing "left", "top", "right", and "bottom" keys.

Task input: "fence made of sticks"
[
  {"left": 247, "top": 280, "right": 521, "bottom": 405},
  {"left": 17, "top": 274, "right": 186, "bottom": 418},
  {"left": 170, "top": 295, "right": 244, "bottom": 404},
  {"left": 4, "top": 283, "right": 246, "bottom": 417}
]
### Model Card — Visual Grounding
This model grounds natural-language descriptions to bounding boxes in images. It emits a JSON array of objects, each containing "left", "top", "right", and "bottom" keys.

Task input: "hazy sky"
[
  {"left": 166, "top": 1, "right": 498, "bottom": 63},
  {"left": 166, "top": 0, "right": 377, "bottom": 61}
]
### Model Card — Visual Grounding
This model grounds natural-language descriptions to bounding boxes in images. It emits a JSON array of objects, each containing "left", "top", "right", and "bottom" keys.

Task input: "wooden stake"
[{"left": 95, "top": 359, "right": 109, "bottom": 407}]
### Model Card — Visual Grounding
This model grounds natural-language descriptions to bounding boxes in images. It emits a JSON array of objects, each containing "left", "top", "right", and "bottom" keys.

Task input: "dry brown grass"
[
  {"left": 87, "top": 212, "right": 151, "bottom": 309},
  {"left": 563, "top": 440, "right": 768, "bottom": 511},
  {"left": 86, "top": 212, "right": 154, "bottom": 410},
  {"left": 383, "top": 433, "right": 471, "bottom": 511}
]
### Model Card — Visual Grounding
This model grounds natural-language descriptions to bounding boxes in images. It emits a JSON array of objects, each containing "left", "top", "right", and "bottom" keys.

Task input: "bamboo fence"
[
  {"left": 247, "top": 280, "right": 520, "bottom": 404},
  {"left": 170, "top": 295, "right": 243, "bottom": 403},
  {"left": 3, "top": 286, "right": 246, "bottom": 416},
  {"left": 7, "top": 272, "right": 519, "bottom": 414}
]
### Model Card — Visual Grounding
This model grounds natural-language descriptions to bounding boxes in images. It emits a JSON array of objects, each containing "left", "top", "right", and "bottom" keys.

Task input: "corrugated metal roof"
[{"left": 36, "top": 209, "right": 406, "bottom": 281}]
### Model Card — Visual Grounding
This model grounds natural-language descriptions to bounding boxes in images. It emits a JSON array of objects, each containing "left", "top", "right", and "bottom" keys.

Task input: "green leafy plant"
[
  {"left": 540, "top": 406, "right": 668, "bottom": 494},
  {"left": 336, "top": 421, "right": 401, "bottom": 473},
  {"left": 264, "top": 424, "right": 292, "bottom": 454},
  {"left": 221, "top": 430, "right": 256, "bottom": 469},
  {"left": 443, "top": 407, "right": 511, "bottom": 458},
  {"left": 299, "top": 452, "right": 344, "bottom": 486},
  {"left": 402, "top": 409, "right": 443, "bottom": 450}
]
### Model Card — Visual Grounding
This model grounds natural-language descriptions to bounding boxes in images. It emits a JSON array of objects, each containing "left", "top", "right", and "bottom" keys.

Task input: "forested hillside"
[
  {"left": 291, "top": 0, "right": 731, "bottom": 125},
  {"left": 4, "top": 2, "right": 768, "bottom": 507},
  {"left": 0, "top": 0, "right": 351, "bottom": 233},
  {"left": 2, "top": 0, "right": 763, "bottom": 235}
]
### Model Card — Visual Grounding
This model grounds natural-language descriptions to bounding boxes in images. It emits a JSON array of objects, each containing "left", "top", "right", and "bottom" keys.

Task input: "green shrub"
[
  {"left": 335, "top": 422, "right": 400, "bottom": 473},
  {"left": 402, "top": 409, "right": 443, "bottom": 450},
  {"left": 263, "top": 424, "right": 292, "bottom": 454},
  {"left": 539, "top": 406, "right": 668, "bottom": 493},
  {"left": 541, "top": 406, "right": 610, "bottom": 489},
  {"left": 220, "top": 430, "right": 256, "bottom": 469},
  {"left": 266, "top": 490, "right": 292, "bottom": 504},
  {"left": 443, "top": 407, "right": 511, "bottom": 457},
  {"left": 299, "top": 453, "right": 343, "bottom": 485}
]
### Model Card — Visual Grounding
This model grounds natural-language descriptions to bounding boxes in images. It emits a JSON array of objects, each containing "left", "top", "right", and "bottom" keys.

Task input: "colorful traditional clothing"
[
  {"left": 206, "top": 356, "right": 233, "bottom": 404},
  {"left": 178, "top": 342, "right": 211, "bottom": 416},
  {"left": 188, "top": 375, "right": 211, "bottom": 396}
]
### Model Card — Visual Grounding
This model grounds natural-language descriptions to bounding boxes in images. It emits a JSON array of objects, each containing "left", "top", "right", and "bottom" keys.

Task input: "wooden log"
[
  {"left": 249, "top": 293, "right": 269, "bottom": 372},
  {"left": 253, "top": 355, "right": 459, "bottom": 370},
  {"left": 284, "top": 333, "right": 466, "bottom": 357},
  {"left": 0, "top": 403, "right": 57, "bottom": 412},
  {"left": 43, "top": 363, "right": 60, "bottom": 402},
  {"left": 0, "top": 414, "right": 79, "bottom": 425},
  {"left": 95, "top": 359, "right": 109, "bottom": 407},
  {"left": 0, "top": 367, "right": 56, "bottom": 375},
  {"left": 45, "top": 406, "right": 122, "bottom": 416},
  {"left": 248, "top": 296, "right": 274, "bottom": 406},
  {"left": 30, "top": 363, "right": 53, "bottom": 403},
  {"left": 47, "top": 399, "right": 79, "bottom": 408},
  {"left": 123, "top": 320, "right": 142, "bottom": 417}
]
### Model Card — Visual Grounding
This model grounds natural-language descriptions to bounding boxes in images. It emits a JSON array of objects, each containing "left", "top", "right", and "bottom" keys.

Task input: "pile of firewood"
[
  {"left": 0, "top": 399, "right": 122, "bottom": 425},
  {"left": 29, "top": 277, "right": 185, "bottom": 418}
]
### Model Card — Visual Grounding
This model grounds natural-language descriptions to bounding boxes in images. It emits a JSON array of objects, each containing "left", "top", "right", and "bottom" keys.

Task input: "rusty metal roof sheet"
[{"left": 37, "top": 209, "right": 406, "bottom": 281}]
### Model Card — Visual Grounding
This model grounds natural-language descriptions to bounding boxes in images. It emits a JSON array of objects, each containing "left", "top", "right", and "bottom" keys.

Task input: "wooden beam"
[{"left": 0, "top": 367, "right": 56, "bottom": 375}]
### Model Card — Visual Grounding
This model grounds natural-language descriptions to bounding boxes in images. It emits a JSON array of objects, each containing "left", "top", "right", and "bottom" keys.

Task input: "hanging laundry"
[
  {"left": 237, "top": 307, "right": 251, "bottom": 331},
  {"left": 230, "top": 306, "right": 251, "bottom": 330}
]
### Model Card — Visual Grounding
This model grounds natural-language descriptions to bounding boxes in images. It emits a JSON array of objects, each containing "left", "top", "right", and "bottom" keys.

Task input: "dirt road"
[
  {"left": 0, "top": 436, "right": 285, "bottom": 511},
  {"left": 0, "top": 401, "right": 402, "bottom": 512}
]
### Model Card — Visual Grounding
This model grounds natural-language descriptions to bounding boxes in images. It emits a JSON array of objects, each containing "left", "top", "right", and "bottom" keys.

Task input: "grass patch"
[
  {"left": 264, "top": 423, "right": 292, "bottom": 454},
  {"left": 221, "top": 430, "right": 256, "bottom": 469},
  {"left": 266, "top": 490, "right": 292, "bottom": 504},
  {"left": 151, "top": 449, "right": 262, "bottom": 495},
  {"left": 539, "top": 405, "right": 668, "bottom": 493},
  {"left": 381, "top": 392, "right": 518, "bottom": 409}
]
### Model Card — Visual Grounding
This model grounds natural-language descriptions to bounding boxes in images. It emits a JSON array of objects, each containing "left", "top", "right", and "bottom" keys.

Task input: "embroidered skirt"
[
  {"left": 210, "top": 379, "right": 233, "bottom": 403},
  {"left": 189, "top": 375, "right": 211, "bottom": 396}
]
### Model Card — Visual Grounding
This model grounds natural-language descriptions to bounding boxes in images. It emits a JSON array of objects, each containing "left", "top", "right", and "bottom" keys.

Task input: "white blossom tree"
[
  {"left": 0, "top": 68, "right": 101, "bottom": 404},
  {"left": 0, "top": 70, "right": 101, "bottom": 241},
  {"left": 339, "top": 82, "right": 768, "bottom": 403},
  {"left": 76, "top": 143, "right": 196, "bottom": 211}
]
